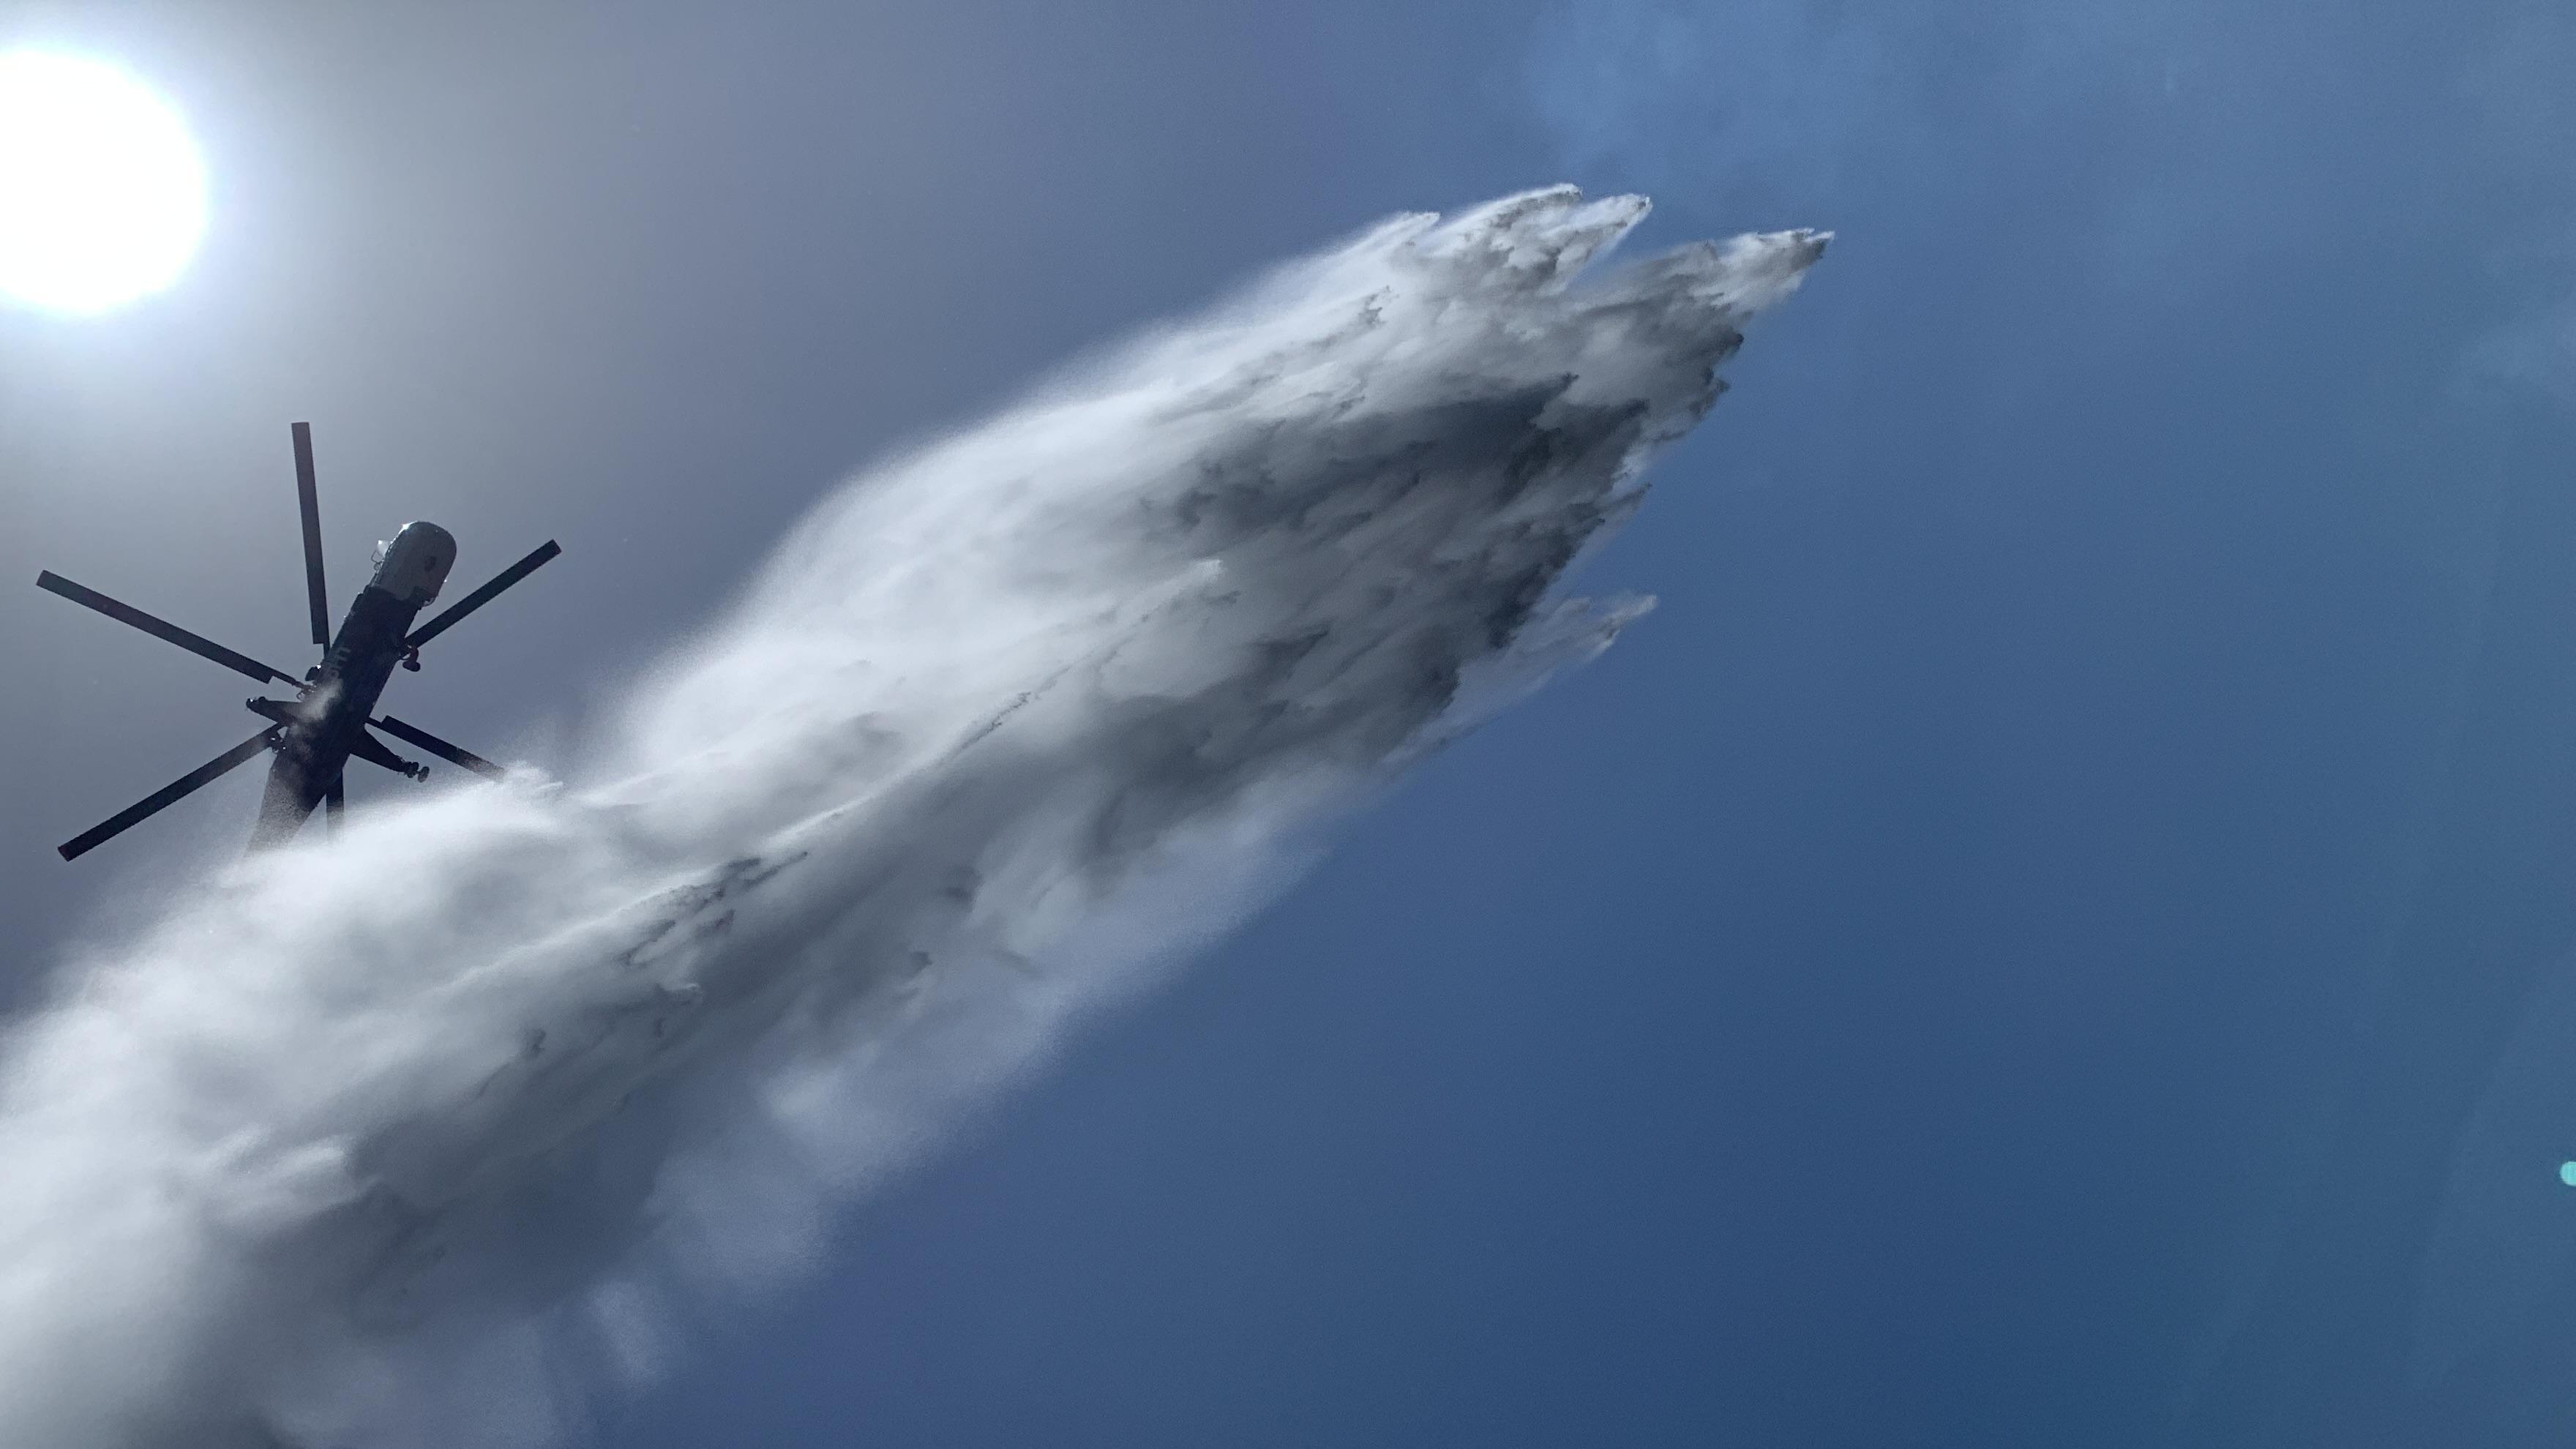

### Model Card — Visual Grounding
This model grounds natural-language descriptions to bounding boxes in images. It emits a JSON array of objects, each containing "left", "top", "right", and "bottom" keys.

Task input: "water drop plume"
[{"left": 0, "top": 187, "right": 1823, "bottom": 1447}]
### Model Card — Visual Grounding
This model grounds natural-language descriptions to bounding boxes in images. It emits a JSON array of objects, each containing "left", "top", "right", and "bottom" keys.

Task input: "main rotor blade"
[
  {"left": 405, "top": 539, "right": 560, "bottom": 651},
  {"left": 371, "top": 714, "right": 506, "bottom": 780},
  {"left": 37, "top": 572, "right": 302, "bottom": 687},
  {"left": 58, "top": 727, "right": 278, "bottom": 861},
  {"left": 294, "top": 421, "right": 330, "bottom": 648}
]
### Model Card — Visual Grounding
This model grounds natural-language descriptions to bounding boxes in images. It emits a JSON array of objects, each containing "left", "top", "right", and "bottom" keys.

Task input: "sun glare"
[{"left": 0, "top": 49, "right": 206, "bottom": 315}]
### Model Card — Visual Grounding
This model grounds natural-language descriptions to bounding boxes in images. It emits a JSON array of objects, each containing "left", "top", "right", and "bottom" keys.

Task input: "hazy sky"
[{"left": 7, "top": 3, "right": 2576, "bottom": 1445}]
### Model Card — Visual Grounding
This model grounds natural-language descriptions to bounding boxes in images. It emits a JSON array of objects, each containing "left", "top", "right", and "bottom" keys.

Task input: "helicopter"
[{"left": 36, "top": 422, "right": 560, "bottom": 861}]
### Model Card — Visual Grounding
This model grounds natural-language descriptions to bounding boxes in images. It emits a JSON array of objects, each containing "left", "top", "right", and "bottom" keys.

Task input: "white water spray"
[{"left": 0, "top": 187, "right": 1821, "bottom": 1447}]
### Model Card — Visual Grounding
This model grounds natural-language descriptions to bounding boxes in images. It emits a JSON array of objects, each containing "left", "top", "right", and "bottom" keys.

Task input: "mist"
[{"left": 0, "top": 187, "right": 1820, "bottom": 1448}]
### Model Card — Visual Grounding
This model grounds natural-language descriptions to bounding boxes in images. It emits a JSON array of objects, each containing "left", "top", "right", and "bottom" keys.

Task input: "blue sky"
[{"left": 7, "top": 3, "right": 2576, "bottom": 1445}]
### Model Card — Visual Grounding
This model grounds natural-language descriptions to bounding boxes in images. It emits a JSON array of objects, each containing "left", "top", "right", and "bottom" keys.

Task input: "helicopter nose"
[{"left": 372, "top": 521, "right": 457, "bottom": 604}]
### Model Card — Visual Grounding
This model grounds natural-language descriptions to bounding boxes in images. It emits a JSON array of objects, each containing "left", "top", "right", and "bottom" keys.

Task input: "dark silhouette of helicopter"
[{"left": 37, "top": 422, "right": 559, "bottom": 861}]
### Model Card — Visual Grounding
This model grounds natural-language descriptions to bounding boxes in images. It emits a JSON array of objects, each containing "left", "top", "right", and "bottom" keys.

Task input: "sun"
[{"left": 0, "top": 50, "right": 206, "bottom": 315}]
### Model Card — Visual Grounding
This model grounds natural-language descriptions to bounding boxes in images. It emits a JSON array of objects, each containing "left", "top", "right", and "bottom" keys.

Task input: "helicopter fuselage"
[{"left": 247, "top": 521, "right": 455, "bottom": 848}]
